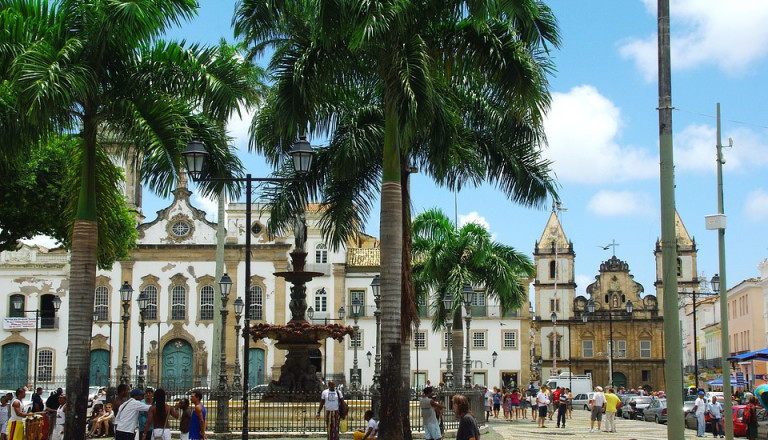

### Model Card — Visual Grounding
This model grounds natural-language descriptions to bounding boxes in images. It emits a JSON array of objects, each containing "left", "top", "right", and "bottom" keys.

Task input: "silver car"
[
  {"left": 572, "top": 392, "right": 595, "bottom": 410},
  {"left": 642, "top": 398, "right": 667, "bottom": 424}
]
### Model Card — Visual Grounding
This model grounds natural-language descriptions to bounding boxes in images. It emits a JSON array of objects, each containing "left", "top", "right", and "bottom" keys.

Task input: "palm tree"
[
  {"left": 412, "top": 207, "right": 535, "bottom": 383},
  {"left": 234, "top": 1, "right": 559, "bottom": 435},
  {"left": 1, "top": 1, "right": 261, "bottom": 437}
]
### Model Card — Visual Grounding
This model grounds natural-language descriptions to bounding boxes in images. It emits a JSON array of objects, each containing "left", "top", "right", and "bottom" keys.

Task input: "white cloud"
[
  {"left": 191, "top": 190, "right": 222, "bottom": 223},
  {"left": 458, "top": 211, "right": 498, "bottom": 241},
  {"left": 586, "top": 190, "right": 656, "bottom": 217},
  {"left": 675, "top": 124, "right": 768, "bottom": 173},
  {"left": 620, "top": 0, "right": 768, "bottom": 81},
  {"left": 744, "top": 189, "right": 768, "bottom": 222},
  {"left": 543, "top": 85, "right": 658, "bottom": 183},
  {"left": 227, "top": 108, "right": 256, "bottom": 151}
]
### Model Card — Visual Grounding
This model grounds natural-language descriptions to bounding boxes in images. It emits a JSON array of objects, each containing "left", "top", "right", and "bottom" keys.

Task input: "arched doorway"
[
  {"left": 1, "top": 343, "right": 29, "bottom": 388},
  {"left": 162, "top": 339, "right": 193, "bottom": 389},
  {"left": 249, "top": 348, "right": 265, "bottom": 385},
  {"left": 90, "top": 349, "right": 110, "bottom": 386},
  {"left": 613, "top": 372, "right": 627, "bottom": 389}
]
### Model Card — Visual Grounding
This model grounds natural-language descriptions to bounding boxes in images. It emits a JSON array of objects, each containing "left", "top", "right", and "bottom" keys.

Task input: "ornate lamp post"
[
  {"left": 351, "top": 298, "right": 362, "bottom": 397},
  {"left": 442, "top": 291, "right": 454, "bottom": 389},
  {"left": 118, "top": 281, "right": 133, "bottom": 385},
  {"left": 215, "top": 273, "right": 232, "bottom": 433},
  {"left": 13, "top": 295, "right": 61, "bottom": 390},
  {"left": 370, "top": 275, "right": 382, "bottom": 416},
  {"left": 136, "top": 291, "right": 149, "bottom": 389},
  {"left": 233, "top": 297, "right": 244, "bottom": 392},
  {"left": 461, "top": 284, "right": 474, "bottom": 388},
  {"left": 184, "top": 136, "right": 314, "bottom": 440}
]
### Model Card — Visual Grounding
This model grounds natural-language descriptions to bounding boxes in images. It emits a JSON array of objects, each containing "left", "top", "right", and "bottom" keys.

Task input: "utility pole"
[{"left": 657, "top": 0, "right": 684, "bottom": 438}]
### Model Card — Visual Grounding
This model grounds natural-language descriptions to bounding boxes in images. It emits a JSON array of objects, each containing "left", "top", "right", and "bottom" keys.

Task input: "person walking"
[
  {"left": 603, "top": 388, "right": 620, "bottom": 433},
  {"left": 113, "top": 389, "right": 151, "bottom": 440},
  {"left": 528, "top": 392, "right": 537, "bottom": 423},
  {"left": 420, "top": 387, "right": 444, "bottom": 440},
  {"left": 589, "top": 386, "right": 605, "bottom": 433},
  {"left": 536, "top": 386, "right": 549, "bottom": 428},
  {"left": 492, "top": 387, "right": 502, "bottom": 419},
  {"left": 745, "top": 395, "right": 758, "bottom": 440},
  {"left": 316, "top": 380, "right": 343, "bottom": 440},
  {"left": 707, "top": 395, "right": 724, "bottom": 439},
  {"left": 509, "top": 388, "right": 520, "bottom": 421},
  {"left": 483, "top": 387, "right": 492, "bottom": 422},
  {"left": 145, "top": 389, "right": 180, "bottom": 440},
  {"left": 51, "top": 394, "right": 65, "bottom": 440},
  {"left": 189, "top": 391, "right": 207, "bottom": 440},
  {"left": 693, "top": 390, "right": 707, "bottom": 437},
  {"left": 566, "top": 388, "right": 573, "bottom": 419},
  {"left": 7, "top": 388, "right": 29, "bottom": 440},
  {"left": 556, "top": 387, "right": 568, "bottom": 428},
  {"left": 452, "top": 395, "right": 480, "bottom": 440},
  {"left": 137, "top": 388, "right": 154, "bottom": 440}
]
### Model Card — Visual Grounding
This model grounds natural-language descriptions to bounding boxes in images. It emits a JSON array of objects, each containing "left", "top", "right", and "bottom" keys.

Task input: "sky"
[{"left": 33, "top": 0, "right": 768, "bottom": 305}]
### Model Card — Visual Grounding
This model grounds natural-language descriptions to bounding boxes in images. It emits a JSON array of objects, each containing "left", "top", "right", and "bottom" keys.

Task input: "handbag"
[{"left": 337, "top": 390, "right": 349, "bottom": 419}]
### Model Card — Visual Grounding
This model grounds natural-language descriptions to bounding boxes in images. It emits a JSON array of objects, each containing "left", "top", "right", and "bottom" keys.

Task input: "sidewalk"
[{"left": 479, "top": 409, "right": 708, "bottom": 440}]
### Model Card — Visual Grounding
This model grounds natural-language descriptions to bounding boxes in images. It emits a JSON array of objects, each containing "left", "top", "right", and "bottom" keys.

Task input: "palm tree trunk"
[
  {"left": 399, "top": 163, "right": 416, "bottom": 440},
  {"left": 452, "top": 312, "right": 463, "bottom": 386},
  {"left": 379, "top": 104, "right": 404, "bottom": 439}
]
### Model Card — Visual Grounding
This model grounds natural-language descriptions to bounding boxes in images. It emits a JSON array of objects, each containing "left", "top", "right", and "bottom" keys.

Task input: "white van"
[{"left": 544, "top": 372, "right": 593, "bottom": 396}]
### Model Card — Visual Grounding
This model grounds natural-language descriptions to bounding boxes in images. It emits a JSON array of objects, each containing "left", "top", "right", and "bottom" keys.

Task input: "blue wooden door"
[
  {"left": 89, "top": 349, "right": 110, "bottom": 386},
  {"left": 1, "top": 343, "right": 29, "bottom": 388},
  {"left": 162, "top": 339, "right": 193, "bottom": 389},
  {"left": 249, "top": 348, "right": 265, "bottom": 385}
]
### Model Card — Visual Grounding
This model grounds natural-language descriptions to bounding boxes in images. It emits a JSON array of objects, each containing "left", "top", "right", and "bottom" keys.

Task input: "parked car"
[
  {"left": 572, "top": 392, "right": 595, "bottom": 410},
  {"left": 642, "top": 398, "right": 667, "bottom": 424},
  {"left": 684, "top": 405, "right": 711, "bottom": 432},
  {"left": 617, "top": 394, "right": 638, "bottom": 418},
  {"left": 622, "top": 395, "right": 653, "bottom": 420},
  {"left": 249, "top": 385, "right": 269, "bottom": 400}
]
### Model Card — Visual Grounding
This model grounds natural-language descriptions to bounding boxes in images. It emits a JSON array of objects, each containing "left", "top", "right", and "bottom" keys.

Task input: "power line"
[{"left": 675, "top": 107, "right": 768, "bottom": 130}]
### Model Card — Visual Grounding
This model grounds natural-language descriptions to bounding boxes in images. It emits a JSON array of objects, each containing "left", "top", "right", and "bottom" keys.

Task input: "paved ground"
[{"left": 479, "top": 409, "right": 710, "bottom": 440}]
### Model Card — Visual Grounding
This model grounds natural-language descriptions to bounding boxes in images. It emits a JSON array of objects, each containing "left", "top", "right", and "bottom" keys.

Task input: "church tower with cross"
[{"left": 653, "top": 210, "right": 700, "bottom": 314}]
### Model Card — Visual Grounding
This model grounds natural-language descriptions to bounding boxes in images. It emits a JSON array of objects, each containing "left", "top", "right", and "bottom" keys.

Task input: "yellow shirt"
[{"left": 604, "top": 393, "right": 621, "bottom": 413}]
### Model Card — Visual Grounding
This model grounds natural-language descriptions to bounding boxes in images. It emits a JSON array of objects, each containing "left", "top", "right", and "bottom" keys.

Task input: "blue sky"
[{"left": 141, "top": 0, "right": 768, "bottom": 302}]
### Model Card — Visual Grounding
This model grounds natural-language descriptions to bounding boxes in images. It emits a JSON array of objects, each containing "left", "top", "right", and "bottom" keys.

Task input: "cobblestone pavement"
[{"left": 479, "top": 409, "right": 710, "bottom": 440}]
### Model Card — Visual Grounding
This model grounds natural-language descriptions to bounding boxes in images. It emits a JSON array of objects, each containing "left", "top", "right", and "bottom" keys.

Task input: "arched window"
[
  {"left": 94, "top": 286, "right": 109, "bottom": 321},
  {"left": 249, "top": 285, "right": 263, "bottom": 320},
  {"left": 314, "top": 288, "right": 327, "bottom": 312},
  {"left": 549, "top": 260, "right": 557, "bottom": 279},
  {"left": 199, "top": 285, "right": 214, "bottom": 321},
  {"left": 8, "top": 294, "right": 24, "bottom": 318},
  {"left": 38, "top": 349, "right": 53, "bottom": 382},
  {"left": 315, "top": 243, "right": 328, "bottom": 264},
  {"left": 171, "top": 286, "right": 186, "bottom": 320},
  {"left": 143, "top": 286, "right": 158, "bottom": 320}
]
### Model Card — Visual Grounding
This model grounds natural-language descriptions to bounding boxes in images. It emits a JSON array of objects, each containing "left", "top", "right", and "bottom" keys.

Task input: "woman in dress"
[
  {"left": 453, "top": 395, "right": 480, "bottom": 440},
  {"left": 145, "top": 388, "right": 180, "bottom": 440}
]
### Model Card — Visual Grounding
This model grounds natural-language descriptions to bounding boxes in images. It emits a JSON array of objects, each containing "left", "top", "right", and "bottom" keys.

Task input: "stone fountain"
[{"left": 249, "top": 217, "right": 353, "bottom": 401}]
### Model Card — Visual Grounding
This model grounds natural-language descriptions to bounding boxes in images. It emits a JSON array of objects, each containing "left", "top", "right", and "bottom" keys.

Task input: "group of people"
[
  {"left": 0, "top": 387, "right": 66, "bottom": 440},
  {"left": 481, "top": 386, "right": 537, "bottom": 422}
]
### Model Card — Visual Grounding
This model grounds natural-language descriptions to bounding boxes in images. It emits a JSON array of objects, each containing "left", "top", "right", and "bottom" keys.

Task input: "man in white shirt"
[
  {"left": 536, "top": 385, "right": 550, "bottom": 428},
  {"left": 589, "top": 386, "right": 606, "bottom": 433},
  {"left": 113, "top": 389, "right": 151, "bottom": 440},
  {"left": 693, "top": 390, "right": 707, "bottom": 437}
]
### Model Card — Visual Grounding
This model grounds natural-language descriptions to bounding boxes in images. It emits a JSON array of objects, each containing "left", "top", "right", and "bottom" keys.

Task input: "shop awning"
[
  {"left": 727, "top": 348, "right": 768, "bottom": 362},
  {"left": 706, "top": 376, "right": 747, "bottom": 386}
]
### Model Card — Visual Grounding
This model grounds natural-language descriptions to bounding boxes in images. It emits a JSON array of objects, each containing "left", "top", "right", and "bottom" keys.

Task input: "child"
[{"left": 352, "top": 410, "right": 378, "bottom": 440}]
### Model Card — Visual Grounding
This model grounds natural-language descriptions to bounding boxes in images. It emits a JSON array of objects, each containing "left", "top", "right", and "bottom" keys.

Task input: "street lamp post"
[
  {"left": 215, "top": 273, "right": 232, "bottom": 433},
  {"left": 306, "top": 306, "right": 346, "bottom": 380},
  {"left": 370, "top": 275, "right": 382, "bottom": 417},
  {"left": 184, "top": 136, "right": 314, "bottom": 440},
  {"left": 233, "top": 297, "right": 244, "bottom": 392},
  {"left": 462, "top": 284, "right": 474, "bottom": 389},
  {"left": 136, "top": 291, "right": 149, "bottom": 389},
  {"left": 351, "top": 298, "right": 362, "bottom": 397},
  {"left": 442, "top": 292, "right": 454, "bottom": 389},
  {"left": 12, "top": 295, "right": 61, "bottom": 390},
  {"left": 550, "top": 311, "right": 558, "bottom": 380},
  {"left": 118, "top": 282, "right": 133, "bottom": 385}
]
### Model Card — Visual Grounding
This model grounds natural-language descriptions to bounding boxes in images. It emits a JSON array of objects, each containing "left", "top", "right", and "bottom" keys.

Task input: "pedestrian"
[
  {"left": 87, "top": 402, "right": 113, "bottom": 437},
  {"left": 452, "top": 395, "right": 480, "bottom": 440},
  {"left": 707, "top": 395, "right": 724, "bottom": 439},
  {"left": 8, "top": 388, "right": 30, "bottom": 440},
  {"left": 589, "top": 386, "right": 605, "bottom": 433},
  {"left": 51, "top": 394, "right": 65, "bottom": 440},
  {"left": 528, "top": 391, "right": 537, "bottom": 423},
  {"left": 0, "top": 393, "right": 11, "bottom": 440},
  {"left": 745, "top": 395, "right": 758, "bottom": 440},
  {"left": 536, "top": 386, "right": 549, "bottom": 428},
  {"left": 352, "top": 410, "right": 378, "bottom": 440},
  {"left": 483, "top": 387, "right": 492, "bottom": 422},
  {"left": 145, "top": 389, "right": 180, "bottom": 440},
  {"left": 509, "top": 388, "right": 520, "bottom": 421},
  {"left": 603, "top": 388, "right": 620, "bottom": 433},
  {"left": 189, "top": 390, "right": 207, "bottom": 440},
  {"left": 693, "top": 390, "right": 707, "bottom": 437},
  {"left": 556, "top": 387, "right": 568, "bottom": 428},
  {"left": 113, "top": 384, "right": 130, "bottom": 416},
  {"left": 492, "top": 387, "right": 502, "bottom": 418},
  {"left": 566, "top": 388, "right": 573, "bottom": 419},
  {"left": 420, "top": 387, "right": 444, "bottom": 440},
  {"left": 137, "top": 387, "right": 154, "bottom": 440},
  {"left": 31, "top": 388, "right": 44, "bottom": 413},
  {"left": 45, "top": 387, "right": 62, "bottom": 438},
  {"left": 316, "top": 380, "right": 342, "bottom": 440},
  {"left": 177, "top": 398, "right": 192, "bottom": 440},
  {"left": 113, "top": 389, "right": 151, "bottom": 440}
]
